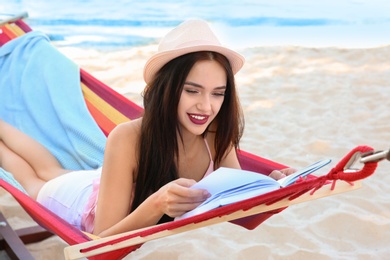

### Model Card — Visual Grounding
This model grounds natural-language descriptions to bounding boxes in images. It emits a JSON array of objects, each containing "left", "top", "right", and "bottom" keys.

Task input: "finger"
[
  {"left": 169, "top": 181, "right": 210, "bottom": 202},
  {"left": 161, "top": 191, "right": 206, "bottom": 217},
  {"left": 269, "top": 170, "right": 286, "bottom": 180},
  {"left": 174, "top": 178, "right": 197, "bottom": 188},
  {"left": 166, "top": 199, "right": 205, "bottom": 217},
  {"left": 281, "top": 167, "right": 297, "bottom": 176}
]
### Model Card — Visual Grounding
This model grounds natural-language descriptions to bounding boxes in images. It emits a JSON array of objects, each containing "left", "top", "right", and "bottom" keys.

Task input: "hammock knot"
[
  {"left": 309, "top": 176, "right": 328, "bottom": 195},
  {"left": 326, "top": 167, "right": 341, "bottom": 181}
]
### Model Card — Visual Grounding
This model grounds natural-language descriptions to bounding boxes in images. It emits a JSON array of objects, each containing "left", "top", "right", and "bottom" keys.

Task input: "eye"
[
  {"left": 212, "top": 91, "right": 225, "bottom": 97},
  {"left": 184, "top": 88, "right": 199, "bottom": 94}
]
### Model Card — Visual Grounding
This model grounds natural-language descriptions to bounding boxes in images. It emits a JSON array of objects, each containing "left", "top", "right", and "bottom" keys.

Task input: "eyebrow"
[{"left": 184, "top": 81, "right": 226, "bottom": 90}]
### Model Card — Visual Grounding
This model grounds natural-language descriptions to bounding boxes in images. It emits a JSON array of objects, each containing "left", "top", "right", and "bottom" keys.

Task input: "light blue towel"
[{"left": 0, "top": 31, "right": 106, "bottom": 181}]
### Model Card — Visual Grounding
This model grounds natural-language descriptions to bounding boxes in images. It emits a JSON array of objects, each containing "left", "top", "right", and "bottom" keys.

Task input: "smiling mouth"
[{"left": 188, "top": 113, "right": 209, "bottom": 125}]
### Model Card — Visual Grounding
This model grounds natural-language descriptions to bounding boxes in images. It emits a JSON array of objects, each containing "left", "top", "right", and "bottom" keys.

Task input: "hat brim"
[{"left": 143, "top": 44, "right": 245, "bottom": 84}]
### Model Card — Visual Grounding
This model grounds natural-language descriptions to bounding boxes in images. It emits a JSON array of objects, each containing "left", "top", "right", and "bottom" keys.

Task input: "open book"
[{"left": 175, "top": 159, "right": 331, "bottom": 220}]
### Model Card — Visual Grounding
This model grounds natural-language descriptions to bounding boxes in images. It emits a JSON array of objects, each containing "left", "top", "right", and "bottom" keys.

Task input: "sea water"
[{"left": 1, "top": 0, "right": 390, "bottom": 49}]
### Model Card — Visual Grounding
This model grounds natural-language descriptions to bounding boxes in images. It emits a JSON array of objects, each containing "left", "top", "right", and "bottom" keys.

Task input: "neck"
[{"left": 177, "top": 130, "right": 204, "bottom": 153}]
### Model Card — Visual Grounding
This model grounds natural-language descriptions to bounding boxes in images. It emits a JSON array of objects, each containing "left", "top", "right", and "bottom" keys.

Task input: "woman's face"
[{"left": 177, "top": 59, "right": 227, "bottom": 136}]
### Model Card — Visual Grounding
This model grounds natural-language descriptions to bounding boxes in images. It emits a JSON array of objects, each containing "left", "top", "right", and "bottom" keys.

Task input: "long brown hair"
[{"left": 131, "top": 51, "right": 244, "bottom": 219}]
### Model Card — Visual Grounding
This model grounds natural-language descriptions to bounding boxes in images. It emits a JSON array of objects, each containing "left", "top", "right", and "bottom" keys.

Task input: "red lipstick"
[{"left": 188, "top": 113, "right": 209, "bottom": 125}]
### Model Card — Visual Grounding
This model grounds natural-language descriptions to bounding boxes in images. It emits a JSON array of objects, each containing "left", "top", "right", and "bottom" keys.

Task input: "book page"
[
  {"left": 190, "top": 167, "right": 276, "bottom": 194},
  {"left": 277, "top": 159, "right": 331, "bottom": 187},
  {"left": 175, "top": 159, "right": 331, "bottom": 220},
  {"left": 176, "top": 167, "right": 279, "bottom": 220}
]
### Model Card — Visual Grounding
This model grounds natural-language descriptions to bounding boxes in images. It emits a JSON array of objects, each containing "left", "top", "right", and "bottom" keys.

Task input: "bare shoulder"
[
  {"left": 108, "top": 118, "right": 142, "bottom": 144},
  {"left": 103, "top": 118, "right": 143, "bottom": 180},
  {"left": 104, "top": 118, "right": 142, "bottom": 162}
]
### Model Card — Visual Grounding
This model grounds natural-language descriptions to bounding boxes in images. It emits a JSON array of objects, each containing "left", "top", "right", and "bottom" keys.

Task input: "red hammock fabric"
[{"left": 0, "top": 18, "right": 378, "bottom": 259}]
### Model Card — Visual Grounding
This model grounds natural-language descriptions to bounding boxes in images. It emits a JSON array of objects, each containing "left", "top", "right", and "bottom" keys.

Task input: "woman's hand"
[
  {"left": 269, "top": 167, "right": 296, "bottom": 180},
  {"left": 153, "top": 178, "right": 210, "bottom": 218}
]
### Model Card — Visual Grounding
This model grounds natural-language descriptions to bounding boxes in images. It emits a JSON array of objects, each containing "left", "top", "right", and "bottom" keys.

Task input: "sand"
[{"left": 1, "top": 43, "right": 389, "bottom": 259}]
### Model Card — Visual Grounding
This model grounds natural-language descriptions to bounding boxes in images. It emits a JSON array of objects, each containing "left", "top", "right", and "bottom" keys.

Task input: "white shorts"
[{"left": 36, "top": 168, "right": 101, "bottom": 231}]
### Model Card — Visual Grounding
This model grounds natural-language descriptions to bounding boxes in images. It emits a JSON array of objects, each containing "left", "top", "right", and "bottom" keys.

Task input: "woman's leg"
[
  {"left": 0, "top": 140, "right": 46, "bottom": 199},
  {"left": 0, "top": 119, "right": 69, "bottom": 181}
]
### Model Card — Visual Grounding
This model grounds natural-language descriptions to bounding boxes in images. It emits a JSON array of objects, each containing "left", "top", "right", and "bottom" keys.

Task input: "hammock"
[{"left": 0, "top": 13, "right": 379, "bottom": 260}]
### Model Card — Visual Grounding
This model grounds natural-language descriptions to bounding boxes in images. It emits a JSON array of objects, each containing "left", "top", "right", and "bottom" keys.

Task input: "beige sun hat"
[{"left": 143, "top": 19, "right": 245, "bottom": 84}]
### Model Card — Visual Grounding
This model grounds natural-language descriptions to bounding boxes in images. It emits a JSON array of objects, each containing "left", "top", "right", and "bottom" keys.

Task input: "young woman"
[{"left": 0, "top": 20, "right": 293, "bottom": 237}]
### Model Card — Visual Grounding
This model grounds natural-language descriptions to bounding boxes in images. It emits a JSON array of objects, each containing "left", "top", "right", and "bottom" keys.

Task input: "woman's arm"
[{"left": 93, "top": 121, "right": 138, "bottom": 236}]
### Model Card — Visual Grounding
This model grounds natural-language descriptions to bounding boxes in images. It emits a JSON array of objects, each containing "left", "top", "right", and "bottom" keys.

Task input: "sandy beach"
[{"left": 1, "top": 43, "right": 389, "bottom": 259}]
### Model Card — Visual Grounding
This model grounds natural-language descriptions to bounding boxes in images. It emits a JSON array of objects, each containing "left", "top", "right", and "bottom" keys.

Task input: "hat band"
[{"left": 161, "top": 39, "right": 221, "bottom": 51}]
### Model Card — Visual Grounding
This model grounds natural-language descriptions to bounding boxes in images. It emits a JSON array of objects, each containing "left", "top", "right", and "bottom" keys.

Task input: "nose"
[{"left": 197, "top": 95, "right": 211, "bottom": 112}]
